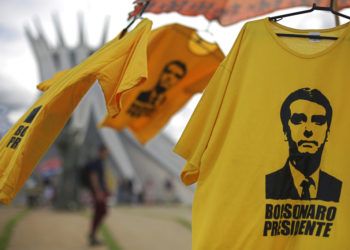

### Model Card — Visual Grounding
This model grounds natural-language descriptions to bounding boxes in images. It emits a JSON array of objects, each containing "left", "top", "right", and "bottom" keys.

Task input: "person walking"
[{"left": 86, "top": 145, "right": 110, "bottom": 246}]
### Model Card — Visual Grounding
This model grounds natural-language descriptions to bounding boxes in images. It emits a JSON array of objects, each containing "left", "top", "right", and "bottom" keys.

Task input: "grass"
[
  {"left": 82, "top": 210, "right": 122, "bottom": 250},
  {"left": 0, "top": 209, "right": 28, "bottom": 250},
  {"left": 175, "top": 217, "right": 192, "bottom": 231},
  {"left": 100, "top": 224, "right": 123, "bottom": 250}
]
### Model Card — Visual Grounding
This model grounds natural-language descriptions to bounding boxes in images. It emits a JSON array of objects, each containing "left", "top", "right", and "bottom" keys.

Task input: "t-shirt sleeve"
[
  {"left": 36, "top": 70, "right": 70, "bottom": 91},
  {"left": 86, "top": 160, "right": 100, "bottom": 173},
  {"left": 173, "top": 24, "right": 247, "bottom": 186},
  {"left": 86, "top": 162, "right": 95, "bottom": 172},
  {"left": 96, "top": 20, "right": 152, "bottom": 118}
]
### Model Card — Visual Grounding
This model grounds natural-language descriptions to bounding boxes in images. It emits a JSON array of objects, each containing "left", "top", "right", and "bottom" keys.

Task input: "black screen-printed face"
[
  {"left": 265, "top": 88, "right": 342, "bottom": 205},
  {"left": 288, "top": 100, "right": 328, "bottom": 155},
  {"left": 158, "top": 63, "right": 186, "bottom": 89}
]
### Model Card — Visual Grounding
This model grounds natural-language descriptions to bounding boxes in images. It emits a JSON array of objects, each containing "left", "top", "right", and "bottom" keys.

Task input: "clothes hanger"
[
  {"left": 119, "top": 0, "right": 150, "bottom": 39},
  {"left": 194, "top": 21, "right": 218, "bottom": 51},
  {"left": 191, "top": 23, "right": 223, "bottom": 59},
  {"left": 196, "top": 21, "right": 216, "bottom": 44},
  {"left": 268, "top": 0, "right": 350, "bottom": 40}
]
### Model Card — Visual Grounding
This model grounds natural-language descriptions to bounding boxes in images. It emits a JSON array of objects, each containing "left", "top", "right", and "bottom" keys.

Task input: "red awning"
[{"left": 144, "top": 0, "right": 350, "bottom": 26}]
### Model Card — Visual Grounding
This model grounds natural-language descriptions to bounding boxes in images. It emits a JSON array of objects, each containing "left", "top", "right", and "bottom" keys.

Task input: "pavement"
[
  {"left": 0, "top": 205, "right": 192, "bottom": 250},
  {"left": 106, "top": 206, "right": 192, "bottom": 250}
]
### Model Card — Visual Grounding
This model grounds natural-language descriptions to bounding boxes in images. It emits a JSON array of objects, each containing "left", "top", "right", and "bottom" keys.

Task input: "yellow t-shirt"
[
  {"left": 0, "top": 19, "right": 152, "bottom": 204},
  {"left": 101, "top": 24, "right": 224, "bottom": 143},
  {"left": 174, "top": 18, "right": 350, "bottom": 249}
]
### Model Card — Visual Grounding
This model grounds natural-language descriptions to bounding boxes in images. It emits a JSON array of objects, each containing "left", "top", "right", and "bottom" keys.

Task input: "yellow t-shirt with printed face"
[
  {"left": 101, "top": 24, "right": 224, "bottom": 144},
  {"left": 0, "top": 19, "right": 152, "bottom": 204},
  {"left": 174, "top": 18, "right": 350, "bottom": 249}
]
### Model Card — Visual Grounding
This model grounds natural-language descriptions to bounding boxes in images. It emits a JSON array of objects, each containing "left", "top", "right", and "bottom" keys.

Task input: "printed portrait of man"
[
  {"left": 127, "top": 60, "right": 187, "bottom": 117},
  {"left": 266, "top": 88, "right": 342, "bottom": 202}
]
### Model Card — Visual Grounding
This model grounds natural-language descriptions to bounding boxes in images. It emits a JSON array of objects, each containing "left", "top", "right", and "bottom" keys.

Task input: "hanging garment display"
[
  {"left": 0, "top": 19, "right": 152, "bottom": 204},
  {"left": 101, "top": 23, "right": 224, "bottom": 143},
  {"left": 174, "top": 18, "right": 350, "bottom": 249}
]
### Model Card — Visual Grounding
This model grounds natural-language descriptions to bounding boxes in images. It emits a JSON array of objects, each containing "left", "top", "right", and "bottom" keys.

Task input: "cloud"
[
  {"left": 0, "top": 74, "right": 35, "bottom": 110},
  {"left": 0, "top": 24, "right": 20, "bottom": 41}
]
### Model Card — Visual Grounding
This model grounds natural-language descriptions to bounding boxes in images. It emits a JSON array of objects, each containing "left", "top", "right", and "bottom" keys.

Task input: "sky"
[{"left": 0, "top": 0, "right": 349, "bottom": 142}]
